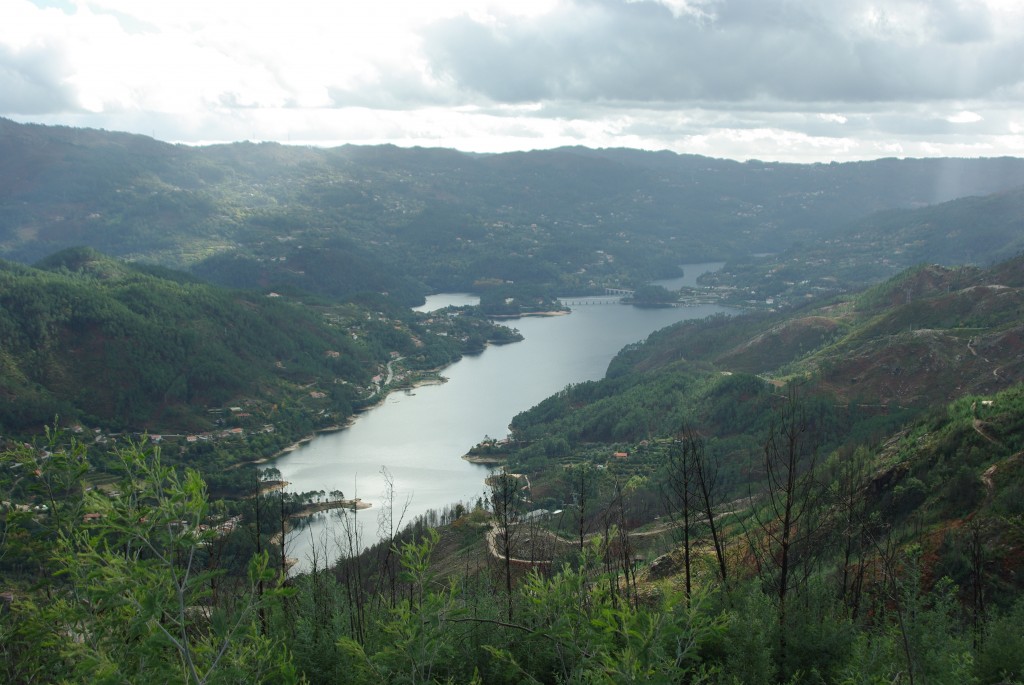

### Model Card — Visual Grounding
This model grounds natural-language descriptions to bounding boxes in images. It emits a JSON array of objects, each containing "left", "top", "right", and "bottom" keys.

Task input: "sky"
[{"left": 2, "top": 0, "right": 1023, "bottom": 162}]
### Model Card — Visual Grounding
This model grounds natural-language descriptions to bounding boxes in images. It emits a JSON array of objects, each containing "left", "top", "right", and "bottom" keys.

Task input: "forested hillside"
[
  {"left": 0, "top": 247, "right": 515, "bottom": 438},
  {"left": 4, "top": 118, "right": 1024, "bottom": 303},
  {"left": 3, "top": 353, "right": 1023, "bottom": 683},
  {"left": 508, "top": 256, "right": 1024, "bottom": 456}
]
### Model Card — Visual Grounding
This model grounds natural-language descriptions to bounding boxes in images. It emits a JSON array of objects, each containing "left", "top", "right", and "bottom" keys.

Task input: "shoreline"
[
  {"left": 258, "top": 480, "right": 290, "bottom": 495},
  {"left": 269, "top": 369, "right": 453, "bottom": 460},
  {"left": 461, "top": 453, "right": 508, "bottom": 465},
  {"left": 488, "top": 309, "right": 570, "bottom": 320},
  {"left": 290, "top": 498, "right": 372, "bottom": 518},
  {"left": 354, "top": 372, "right": 449, "bottom": 412},
  {"left": 256, "top": 320, "right": 533, "bottom": 466}
]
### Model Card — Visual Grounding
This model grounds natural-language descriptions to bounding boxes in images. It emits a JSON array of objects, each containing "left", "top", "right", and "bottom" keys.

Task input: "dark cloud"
[{"left": 421, "top": 0, "right": 1024, "bottom": 106}]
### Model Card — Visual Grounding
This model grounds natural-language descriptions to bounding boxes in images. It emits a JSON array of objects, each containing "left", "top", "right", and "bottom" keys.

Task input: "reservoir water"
[
  {"left": 412, "top": 292, "right": 480, "bottom": 312},
  {"left": 274, "top": 263, "right": 727, "bottom": 571}
]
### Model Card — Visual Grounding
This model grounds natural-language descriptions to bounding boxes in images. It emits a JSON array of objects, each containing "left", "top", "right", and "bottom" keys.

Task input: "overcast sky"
[{"left": 2, "top": 0, "right": 1023, "bottom": 162}]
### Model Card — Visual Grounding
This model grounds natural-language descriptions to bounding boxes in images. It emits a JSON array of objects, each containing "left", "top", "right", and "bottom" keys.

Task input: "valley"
[{"left": 2, "top": 119, "right": 1024, "bottom": 684}]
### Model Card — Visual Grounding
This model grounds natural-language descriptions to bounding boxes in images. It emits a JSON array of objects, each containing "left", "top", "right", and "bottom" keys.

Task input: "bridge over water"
[
  {"left": 559, "top": 288, "right": 636, "bottom": 306},
  {"left": 559, "top": 297, "right": 622, "bottom": 306}
]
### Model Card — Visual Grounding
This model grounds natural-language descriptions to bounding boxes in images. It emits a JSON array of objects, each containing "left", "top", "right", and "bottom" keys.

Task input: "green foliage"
[
  {"left": 629, "top": 284, "right": 677, "bottom": 306},
  {"left": 705, "top": 582, "right": 777, "bottom": 685},
  {"left": 56, "top": 443, "right": 296, "bottom": 684},
  {"left": 5, "top": 425, "right": 1024, "bottom": 683},
  {"left": 777, "top": 580, "right": 858, "bottom": 683},
  {"left": 0, "top": 248, "right": 512, "bottom": 441},
  {"left": 0, "top": 436, "right": 298, "bottom": 684},
  {"left": 975, "top": 597, "right": 1024, "bottom": 684},
  {"left": 0, "top": 426, "right": 90, "bottom": 576}
]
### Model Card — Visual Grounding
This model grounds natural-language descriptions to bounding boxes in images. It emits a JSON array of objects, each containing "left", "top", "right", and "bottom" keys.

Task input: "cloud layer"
[{"left": 2, "top": 0, "right": 1022, "bottom": 161}]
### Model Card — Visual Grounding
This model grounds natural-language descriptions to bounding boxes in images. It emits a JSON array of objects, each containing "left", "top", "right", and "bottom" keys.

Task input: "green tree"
[
  {"left": 629, "top": 284, "right": 676, "bottom": 306},
  {"left": 56, "top": 442, "right": 298, "bottom": 684}
]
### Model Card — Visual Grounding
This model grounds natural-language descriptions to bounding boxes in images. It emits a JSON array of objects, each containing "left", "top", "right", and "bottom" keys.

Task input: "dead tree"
[
  {"left": 749, "top": 387, "right": 826, "bottom": 665},
  {"left": 570, "top": 463, "right": 598, "bottom": 555},
  {"left": 691, "top": 432, "right": 729, "bottom": 586},
  {"left": 489, "top": 469, "right": 525, "bottom": 621},
  {"left": 663, "top": 427, "right": 729, "bottom": 597},
  {"left": 374, "top": 467, "right": 410, "bottom": 610},
  {"left": 830, "top": 445, "right": 873, "bottom": 619},
  {"left": 663, "top": 429, "right": 697, "bottom": 600}
]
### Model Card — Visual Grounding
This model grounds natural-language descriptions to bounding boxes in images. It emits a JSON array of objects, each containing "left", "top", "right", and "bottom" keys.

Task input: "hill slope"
[
  {"left": 509, "top": 255, "right": 1024, "bottom": 452},
  {"left": 4, "top": 118, "right": 1024, "bottom": 301},
  {"left": 0, "top": 248, "right": 512, "bottom": 433}
]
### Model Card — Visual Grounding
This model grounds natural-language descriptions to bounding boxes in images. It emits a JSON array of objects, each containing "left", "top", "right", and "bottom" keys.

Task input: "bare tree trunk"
[
  {"left": 374, "top": 467, "right": 409, "bottom": 610},
  {"left": 253, "top": 473, "right": 267, "bottom": 636},
  {"left": 751, "top": 385, "right": 825, "bottom": 673},
  {"left": 968, "top": 520, "right": 986, "bottom": 647},
  {"left": 691, "top": 430, "right": 729, "bottom": 585},
  {"left": 490, "top": 469, "right": 523, "bottom": 622}
]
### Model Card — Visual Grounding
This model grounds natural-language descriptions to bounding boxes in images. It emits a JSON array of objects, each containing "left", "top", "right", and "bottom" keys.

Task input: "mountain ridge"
[{"left": 4, "top": 117, "right": 1024, "bottom": 303}]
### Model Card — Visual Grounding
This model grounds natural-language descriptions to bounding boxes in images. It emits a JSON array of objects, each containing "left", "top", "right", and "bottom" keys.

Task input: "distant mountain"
[
  {"left": 843, "top": 186, "right": 1024, "bottom": 265},
  {"left": 4, "top": 118, "right": 1024, "bottom": 302}
]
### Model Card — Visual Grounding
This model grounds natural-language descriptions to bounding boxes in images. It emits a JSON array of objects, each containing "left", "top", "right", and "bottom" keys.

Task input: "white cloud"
[
  {"left": 626, "top": 0, "right": 716, "bottom": 20},
  {"left": 2, "top": 0, "right": 1023, "bottom": 161},
  {"left": 820, "top": 113, "right": 848, "bottom": 125},
  {"left": 947, "top": 110, "right": 983, "bottom": 124}
]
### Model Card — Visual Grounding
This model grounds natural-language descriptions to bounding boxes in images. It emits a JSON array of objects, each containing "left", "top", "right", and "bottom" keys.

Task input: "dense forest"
[
  {"left": 0, "top": 247, "right": 519, "bottom": 464},
  {"left": 4, "top": 118, "right": 1024, "bottom": 306},
  {"left": 2, "top": 381, "right": 1023, "bottom": 683}
]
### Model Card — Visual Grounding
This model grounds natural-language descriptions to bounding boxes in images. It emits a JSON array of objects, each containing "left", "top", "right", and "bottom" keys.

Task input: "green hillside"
[
  {"left": 4, "top": 118, "right": 1024, "bottom": 304},
  {"left": 499, "top": 258, "right": 1020, "bottom": 472},
  {"left": 5, "top": 306, "right": 1024, "bottom": 684},
  {"left": 5, "top": 119, "right": 1024, "bottom": 683},
  {"left": 500, "top": 256, "right": 1024, "bottom": 542},
  {"left": 0, "top": 248, "right": 514, "bottom": 435}
]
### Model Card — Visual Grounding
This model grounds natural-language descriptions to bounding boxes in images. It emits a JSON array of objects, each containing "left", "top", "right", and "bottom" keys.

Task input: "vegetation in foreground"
[
  {"left": 3, "top": 369, "right": 1024, "bottom": 684},
  {"left": 2, "top": 254, "right": 1023, "bottom": 683}
]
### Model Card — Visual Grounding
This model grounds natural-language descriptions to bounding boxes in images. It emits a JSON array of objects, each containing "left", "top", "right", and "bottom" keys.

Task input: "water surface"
[{"left": 275, "top": 265, "right": 730, "bottom": 570}]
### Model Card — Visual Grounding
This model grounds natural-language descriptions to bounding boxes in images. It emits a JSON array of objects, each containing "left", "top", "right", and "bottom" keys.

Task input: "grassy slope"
[{"left": 490, "top": 256, "right": 1024, "bottom": 604}]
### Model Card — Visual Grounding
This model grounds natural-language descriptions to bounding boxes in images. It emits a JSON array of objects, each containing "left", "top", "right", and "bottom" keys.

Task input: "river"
[{"left": 273, "top": 263, "right": 727, "bottom": 571}]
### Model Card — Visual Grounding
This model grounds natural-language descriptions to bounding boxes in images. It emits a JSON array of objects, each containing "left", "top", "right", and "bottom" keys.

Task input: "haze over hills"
[
  {"left": 7, "top": 0, "right": 1024, "bottom": 677},
  {"left": 3, "top": 118, "right": 1024, "bottom": 469},
  {"left": 3, "top": 118, "right": 1023, "bottom": 460},
  {"left": 3, "top": 118, "right": 1024, "bottom": 305}
]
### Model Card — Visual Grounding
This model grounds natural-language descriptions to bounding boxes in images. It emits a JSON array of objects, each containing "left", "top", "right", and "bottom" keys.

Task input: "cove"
[{"left": 274, "top": 263, "right": 728, "bottom": 571}]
